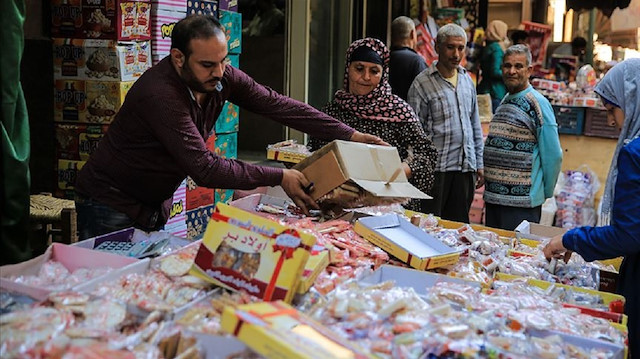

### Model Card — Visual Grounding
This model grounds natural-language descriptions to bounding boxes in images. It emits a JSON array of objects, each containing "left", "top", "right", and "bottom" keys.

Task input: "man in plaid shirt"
[{"left": 408, "top": 23, "right": 484, "bottom": 223}]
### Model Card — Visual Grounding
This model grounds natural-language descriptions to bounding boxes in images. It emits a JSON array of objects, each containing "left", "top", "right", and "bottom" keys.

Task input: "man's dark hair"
[
  {"left": 511, "top": 30, "right": 528, "bottom": 44},
  {"left": 171, "top": 15, "right": 225, "bottom": 59},
  {"left": 571, "top": 36, "right": 587, "bottom": 49}
]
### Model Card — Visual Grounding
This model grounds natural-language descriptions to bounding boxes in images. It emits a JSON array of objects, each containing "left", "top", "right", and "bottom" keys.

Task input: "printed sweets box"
[
  {"left": 51, "top": 0, "right": 151, "bottom": 40},
  {"left": 53, "top": 39, "right": 151, "bottom": 82},
  {"left": 219, "top": 10, "right": 241, "bottom": 54},
  {"left": 214, "top": 188, "right": 234, "bottom": 205},
  {"left": 214, "top": 132, "right": 238, "bottom": 160},
  {"left": 218, "top": 0, "right": 237, "bottom": 11},
  {"left": 185, "top": 176, "right": 214, "bottom": 211},
  {"left": 214, "top": 101, "right": 239, "bottom": 134},
  {"left": 54, "top": 79, "right": 134, "bottom": 123},
  {"left": 190, "top": 203, "right": 316, "bottom": 303},
  {"left": 150, "top": 9, "right": 185, "bottom": 62},
  {"left": 57, "top": 159, "right": 86, "bottom": 191},
  {"left": 165, "top": 179, "right": 188, "bottom": 238},
  {"left": 186, "top": 0, "right": 219, "bottom": 16},
  {"left": 186, "top": 205, "right": 215, "bottom": 240},
  {"left": 55, "top": 124, "right": 109, "bottom": 160}
]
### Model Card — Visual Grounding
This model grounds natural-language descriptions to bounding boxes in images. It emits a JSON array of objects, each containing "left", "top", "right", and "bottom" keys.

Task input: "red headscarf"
[{"left": 334, "top": 38, "right": 419, "bottom": 123}]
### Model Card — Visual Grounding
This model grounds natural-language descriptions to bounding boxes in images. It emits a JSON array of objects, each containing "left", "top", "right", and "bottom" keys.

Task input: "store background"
[{"left": 20, "top": 0, "right": 639, "bottom": 203}]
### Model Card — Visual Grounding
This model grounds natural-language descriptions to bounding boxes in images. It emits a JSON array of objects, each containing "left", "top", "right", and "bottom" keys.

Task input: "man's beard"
[{"left": 181, "top": 60, "right": 220, "bottom": 93}]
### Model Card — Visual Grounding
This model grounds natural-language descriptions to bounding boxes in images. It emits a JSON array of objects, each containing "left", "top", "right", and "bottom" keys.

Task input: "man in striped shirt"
[{"left": 408, "top": 23, "right": 484, "bottom": 223}]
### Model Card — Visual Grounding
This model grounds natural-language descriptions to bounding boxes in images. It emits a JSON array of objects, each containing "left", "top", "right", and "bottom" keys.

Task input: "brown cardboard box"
[
  {"left": 293, "top": 140, "right": 430, "bottom": 203},
  {"left": 514, "top": 220, "right": 567, "bottom": 242}
]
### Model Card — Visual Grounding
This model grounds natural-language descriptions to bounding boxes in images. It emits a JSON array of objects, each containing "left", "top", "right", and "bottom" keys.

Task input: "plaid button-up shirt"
[{"left": 408, "top": 63, "right": 484, "bottom": 173}]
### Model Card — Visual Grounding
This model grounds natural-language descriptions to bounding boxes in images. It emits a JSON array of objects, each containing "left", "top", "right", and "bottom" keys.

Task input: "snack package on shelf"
[{"left": 266, "top": 139, "right": 311, "bottom": 164}]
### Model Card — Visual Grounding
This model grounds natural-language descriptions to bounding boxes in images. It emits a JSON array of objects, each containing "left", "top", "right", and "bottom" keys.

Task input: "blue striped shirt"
[{"left": 408, "top": 63, "right": 484, "bottom": 172}]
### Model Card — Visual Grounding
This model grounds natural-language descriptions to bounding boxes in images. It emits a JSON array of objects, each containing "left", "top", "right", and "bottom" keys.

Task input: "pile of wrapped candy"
[{"left": 1, "top": 198, "right": 627, "bottom": 359}]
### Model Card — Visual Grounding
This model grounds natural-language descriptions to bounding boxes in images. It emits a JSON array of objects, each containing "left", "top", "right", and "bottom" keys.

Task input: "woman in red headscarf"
[{"left": 309, "top": 38, "right": 437, "bottom": 211}]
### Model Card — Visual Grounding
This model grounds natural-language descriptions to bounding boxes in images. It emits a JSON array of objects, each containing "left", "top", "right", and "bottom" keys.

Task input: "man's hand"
[
  {"left": 542, "top": 234, "right": 573, "bottom": 263},
  {"left": 475, "top": 169, "right": 485, "bottom": 189},
  {"left": 280, "top": 169, "right": 319, "bottom": 215},
  {"left": 350, "top": 131, "right": 389, "bottom": 146}
]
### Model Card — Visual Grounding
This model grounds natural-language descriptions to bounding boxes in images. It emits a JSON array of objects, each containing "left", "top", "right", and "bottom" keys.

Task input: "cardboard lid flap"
[
  {"left": 336, "top": 141, "right": 408, "bottom": 182},
  {"left": 352, "top": 179, "right": 431, "bottom": 199}
]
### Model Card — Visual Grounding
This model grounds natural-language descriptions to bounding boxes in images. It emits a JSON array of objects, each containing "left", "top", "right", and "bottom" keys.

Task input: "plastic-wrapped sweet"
[
  {"left": 576, "top": 64, "right": 598, "bottom": 89},
  {"left": 308, "top": 280, "right": 625, "bottom": 358},
  {"left": 9, "top": 261, "right": 112, "bottom": 291},
  {"left": 555, "top": 168, "right": 600, "bottom": 228}
]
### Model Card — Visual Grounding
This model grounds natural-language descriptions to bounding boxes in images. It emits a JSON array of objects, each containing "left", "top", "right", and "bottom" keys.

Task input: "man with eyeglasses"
[
  {"left": 75, "top": 15, "right": 385, "bottom": 239},
  {"left": 482, "top": 44, "right": 563, "bottom": 230}
]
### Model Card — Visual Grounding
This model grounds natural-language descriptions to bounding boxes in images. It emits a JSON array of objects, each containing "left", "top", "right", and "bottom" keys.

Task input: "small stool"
[{"left": 29, "top": 193, "right": 78, "bottom": 245}]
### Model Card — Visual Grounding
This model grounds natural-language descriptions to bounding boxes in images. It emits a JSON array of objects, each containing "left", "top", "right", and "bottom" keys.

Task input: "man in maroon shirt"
[{"left": 75, "top": 15, "right": 384, "bottom": 239}]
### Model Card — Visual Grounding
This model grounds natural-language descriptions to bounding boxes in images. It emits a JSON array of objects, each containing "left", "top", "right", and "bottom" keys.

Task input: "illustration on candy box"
[{"left": 190, "top": 203, "right": 316, "bottom": 303}]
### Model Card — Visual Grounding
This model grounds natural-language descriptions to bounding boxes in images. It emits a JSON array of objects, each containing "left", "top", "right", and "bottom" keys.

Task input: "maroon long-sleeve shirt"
[{"left": 75, "top": 57, "right": 354, "bottom": 228}]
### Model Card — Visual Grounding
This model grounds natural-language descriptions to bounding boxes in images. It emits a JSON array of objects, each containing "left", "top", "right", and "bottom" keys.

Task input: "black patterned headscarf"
[{"left": 334, "top": 38, "right": 418, "bottom": 123}]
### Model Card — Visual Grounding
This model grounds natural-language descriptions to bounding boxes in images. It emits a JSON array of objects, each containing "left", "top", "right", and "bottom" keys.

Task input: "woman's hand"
[
  {"left": 280, "top": 169, "right": 319, "bottom": 215},
  {"left": 402, "top": 162, "right": 412, "bottom": 179},
  {"left": 350, "top": 131, "right": 389, "bottom": 146},
  {"left": 476, "top": 169, "right": 485, "bottom": 189},
  {"left": 542, "top": 234, "right": 573, "bottom": 263}
]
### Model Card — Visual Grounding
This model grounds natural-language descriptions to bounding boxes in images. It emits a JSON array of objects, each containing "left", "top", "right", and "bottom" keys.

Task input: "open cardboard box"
[
  {"left": 515, "top": 220, "right": 567, "bottom": 242},
  {"left": 358, "top": 264, "right": 481, "bottom": 296},
  {"left": 354, "top": 214, "right": 459, "bottom": 270},
  {"left": 74, "top": 240, "right": 209, "bottom": 319},
  {"left": 294, "top": 140, "right": 430, "bottom": 201},
  {"left": 0, "top": 243, "right": 140, "bottom": 301}
]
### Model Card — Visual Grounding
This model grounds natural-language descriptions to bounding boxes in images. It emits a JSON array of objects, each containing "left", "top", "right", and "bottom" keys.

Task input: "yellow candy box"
[
  {"left": 190, "top": 203, "right": 315, "bottom": 303},
  {"left": 221, "top": 301, "right": 373, "bottom": 359}
]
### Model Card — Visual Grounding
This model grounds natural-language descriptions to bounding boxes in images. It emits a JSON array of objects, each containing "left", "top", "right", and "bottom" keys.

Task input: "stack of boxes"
[
  {"left": 52, "top": 0, "right": 153, "bottom": 198},
  {"left": 51, "top": 0, "right": 241, "bottom": 237},
  {"left": 165, "top": 1, "right": 242, "bottom": 239},
  {"left": 150, "top": 0, "right": 221, "bottom": 64}
]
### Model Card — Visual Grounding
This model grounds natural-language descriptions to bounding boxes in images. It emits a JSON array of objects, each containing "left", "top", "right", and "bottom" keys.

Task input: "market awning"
[{"left": 567, "top": 0, "right": 632, "bottom": 17}]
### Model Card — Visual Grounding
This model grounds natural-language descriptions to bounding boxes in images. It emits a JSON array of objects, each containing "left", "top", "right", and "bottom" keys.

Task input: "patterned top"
[
  {"left": 309, "top": 38, "right": 437, "bottom": 211},
  {"left": 408, "top": 63, "right": 484, "bottom": 173},
  {"left": 483, "top": 85, "right": 563, "bottom": 208}
]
